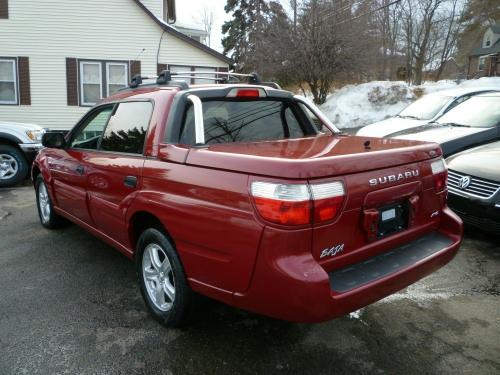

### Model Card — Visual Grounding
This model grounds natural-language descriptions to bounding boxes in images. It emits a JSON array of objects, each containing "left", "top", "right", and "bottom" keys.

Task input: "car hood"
[
  {"left": 446, "top": 141, "right": 500, "bottom": 182},
  {"left": 0, "top": 121, "right": 43, "bottom": 131},
  {"left": 393, "top": 124, "right": 500, "bottom": 157},
  {"left": 356, "top": 117, "right": 428, "bottom": 137},
  {"left": 394, "top": 125, "right": 492, "bottom": 143}
]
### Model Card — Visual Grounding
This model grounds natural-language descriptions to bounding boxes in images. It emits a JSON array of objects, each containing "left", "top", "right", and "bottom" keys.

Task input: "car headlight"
[{"left": 26, "top": 129, "right": 45, "bottom": 142}]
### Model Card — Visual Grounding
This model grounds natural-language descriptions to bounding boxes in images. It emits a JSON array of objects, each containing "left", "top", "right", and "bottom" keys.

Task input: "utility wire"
[{"left": 314, "top": 0, "right": 402, "bottom": 28}]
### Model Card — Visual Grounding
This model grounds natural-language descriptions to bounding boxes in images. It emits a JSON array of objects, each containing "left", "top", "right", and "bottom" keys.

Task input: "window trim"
[
  {"left": 79, "top": 61, "right": 103, "bottom": 107},
  {"left": 77, "top": 59, "right": 130, "bottom": 107},
  {"left": 166, "top": 64, "right": 224, "bottom": 84},
  {"left": 106, "top": 62, "right": 128, "bottom": 98},
  {"left": 478, "top": 56, "right": 487, "bottom": 71},
  {"left": 0, "top": 57, "right": 18, "bottom": 105}
]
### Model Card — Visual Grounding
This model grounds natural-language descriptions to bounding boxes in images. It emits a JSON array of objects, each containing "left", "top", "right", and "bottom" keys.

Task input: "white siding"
[
  {"left": 483, "top": 28, "right": 500, "bottom": 49},
  {"left": 139, "top": 0, "right": 164, "bottom": 20},
  {"left": 0, "top": 0, "right": 228, "bottom": 129}
]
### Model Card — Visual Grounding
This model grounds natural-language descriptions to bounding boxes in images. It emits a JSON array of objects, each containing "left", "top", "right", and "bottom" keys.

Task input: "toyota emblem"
[{"left": 459, "top": 176, "right": 471, "bottom": 189}]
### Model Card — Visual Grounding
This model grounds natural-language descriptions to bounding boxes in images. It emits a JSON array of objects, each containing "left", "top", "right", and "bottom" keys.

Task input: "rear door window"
[
  {"left": 179, "top": 100, "right": 316, "bottom": 145},
  {"left": 100, "top": 101, "right": 153, "bottom": 154}
]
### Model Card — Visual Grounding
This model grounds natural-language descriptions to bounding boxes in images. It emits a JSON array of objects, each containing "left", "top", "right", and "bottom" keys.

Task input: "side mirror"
[{"left": 42, "top": 132, "right": 66, "bottom": 149}]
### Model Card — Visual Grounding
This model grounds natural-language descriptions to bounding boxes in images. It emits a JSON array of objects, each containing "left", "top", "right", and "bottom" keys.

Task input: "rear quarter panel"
[{"left": 130, "top": 159, "right": 264, "bottom": 295}]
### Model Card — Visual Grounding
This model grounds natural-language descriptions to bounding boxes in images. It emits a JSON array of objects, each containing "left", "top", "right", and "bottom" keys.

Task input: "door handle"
[
  {"left": 76, "top": 165, "right": 85, "bottom": 175},
  {"left": 124, "top": 176, "right": 138, "bottom": 188}
]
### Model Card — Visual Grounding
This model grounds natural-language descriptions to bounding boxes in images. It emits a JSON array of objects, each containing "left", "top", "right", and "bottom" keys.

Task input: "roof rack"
[{"left": 128, "top": 70, "right": 281, "bottom": 90}]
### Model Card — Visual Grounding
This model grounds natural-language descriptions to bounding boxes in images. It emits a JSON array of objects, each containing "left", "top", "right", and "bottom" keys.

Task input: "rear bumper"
[{"left": 233, "top": 207, "right": 462, "bottom": 323}]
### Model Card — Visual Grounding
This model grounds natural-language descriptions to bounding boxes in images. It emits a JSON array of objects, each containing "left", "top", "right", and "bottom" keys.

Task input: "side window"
[
  {"left": 100, "top": 101, "right": 153, "bottom": 154},
  {"left": 299, "top": 103, "right": 330, "bottom": 133},
  {"left": 70, "top": 106, "right": 113, "bottom": 150}
]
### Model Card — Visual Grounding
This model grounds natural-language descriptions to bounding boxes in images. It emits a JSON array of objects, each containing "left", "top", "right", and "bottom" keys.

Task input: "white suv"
[{"left": 0, "top": 121, "right": 45, "bottom": 187}]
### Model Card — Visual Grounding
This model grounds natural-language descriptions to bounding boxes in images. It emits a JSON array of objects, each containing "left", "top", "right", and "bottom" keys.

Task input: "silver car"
[{"left": 357, "top": 87, "right": 499, "bottom": 138}]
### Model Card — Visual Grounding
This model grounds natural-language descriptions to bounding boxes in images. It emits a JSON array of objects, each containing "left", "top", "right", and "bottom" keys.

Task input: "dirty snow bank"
[{"left": 320, "top": 77, "right": 500, "bottom": 129}]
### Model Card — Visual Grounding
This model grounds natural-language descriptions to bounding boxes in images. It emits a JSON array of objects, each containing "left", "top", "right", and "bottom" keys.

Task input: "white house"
[{"left": 0, "top": 0, "right": 231, "bottom": 129}]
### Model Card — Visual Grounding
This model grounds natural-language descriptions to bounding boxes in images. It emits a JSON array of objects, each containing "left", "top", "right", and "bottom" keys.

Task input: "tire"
[
  {"left": 35, "top": 175, "right": 66, "bottom": 229},
  {"left": 0, "top": 145, "right": 28, "bottom": 187},
  {"left": 136, "top": 228, "right": 193, "bottom": 327}
]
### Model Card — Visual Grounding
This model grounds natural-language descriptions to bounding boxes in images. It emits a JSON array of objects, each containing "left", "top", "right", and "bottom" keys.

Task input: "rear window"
[{"left": 179, "top": 100, "right": 318, "bottom": 145}]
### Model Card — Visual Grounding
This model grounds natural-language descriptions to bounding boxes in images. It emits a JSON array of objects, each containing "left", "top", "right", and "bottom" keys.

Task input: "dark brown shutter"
[
  {"left": 130, "top": 60, "right": 141, "bottom": 79},
  {"left": 157, "top": 63, "right": 167, "bottom": 75},
  {"left": 66, "top": 58, "right": 78, "bottom": 106},
  {"left": 18, "top": 57, "right": 31, "bottom": 105},
  {"left": 0, "top": 0, "right": 8, "bottom": 19}
]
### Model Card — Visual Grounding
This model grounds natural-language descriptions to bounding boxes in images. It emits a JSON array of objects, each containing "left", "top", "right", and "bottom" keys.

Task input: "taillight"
[
  {"left": 251, "top": 182, "right": 311, "bottom": 225},
  {"left": 431, "top": 158, "right": 448, "bottom": 192},
  {"left": 227, "top": 88, "right": 267, "bottom": 98},
  {"left": 311, "top": 182, "right": 345, "bottom": 222},
  {"left": 251, "top": 181, "right": 345, "bottom": 226}
]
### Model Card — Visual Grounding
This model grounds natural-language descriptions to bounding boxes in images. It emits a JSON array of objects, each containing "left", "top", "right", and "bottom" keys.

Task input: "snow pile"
[{"left": 320, "top": 78, "right": 500, "bottom": 129}]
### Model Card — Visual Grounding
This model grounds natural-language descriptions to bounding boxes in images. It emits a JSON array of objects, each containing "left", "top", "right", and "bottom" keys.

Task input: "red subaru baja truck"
[{"left": 32, "top": 71, "right": 463, "bottom": 327}]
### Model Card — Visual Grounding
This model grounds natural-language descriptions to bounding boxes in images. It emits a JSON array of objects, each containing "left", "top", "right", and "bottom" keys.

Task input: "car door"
[
  {"left": 49, "top": 105, "right": 114, "bottom": 224},
  {"left": 85, "top": 101, "right": 153, "bottom": 246}
]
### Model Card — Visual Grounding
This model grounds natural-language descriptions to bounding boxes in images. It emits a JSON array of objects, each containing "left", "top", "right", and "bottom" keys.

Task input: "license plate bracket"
[{"left": 378, "top": 202, "right": 409, "bottom": 238}]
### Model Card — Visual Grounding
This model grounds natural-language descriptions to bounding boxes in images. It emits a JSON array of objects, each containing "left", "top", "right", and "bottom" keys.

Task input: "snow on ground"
[{"left": 320, "top": 77, "right": 500, "bottom": 129}]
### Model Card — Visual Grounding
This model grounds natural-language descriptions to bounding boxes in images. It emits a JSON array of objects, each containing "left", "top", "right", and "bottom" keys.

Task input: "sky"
[{"left": 175, "top": 0, "right": 230, "bottom": 53}]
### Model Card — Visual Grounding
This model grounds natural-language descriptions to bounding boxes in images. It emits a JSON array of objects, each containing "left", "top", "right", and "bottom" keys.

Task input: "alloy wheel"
[
  {"left": 0, "top": 154, "right": 19, "bottom": 180},
  {"left": 142, "top": 243, "right": 176, "bottom": 312},
  {"left": 38, "top": 182, "right": 51, "bottom": 223}
]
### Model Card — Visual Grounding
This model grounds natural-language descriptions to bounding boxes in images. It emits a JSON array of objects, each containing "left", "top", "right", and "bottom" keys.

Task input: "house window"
[
  {"left": 194, "top": 67, "right": 217, "bottom": 84},
  {"left": 80, "top": 62, "right": 102, "bottom": 106},
  {"left": 169, "top": 65, "right": 191, "bottom": 84},
  {"left": 0, "top": 58, "right": 17, "bottom": 105},
  {"left": 79, "top": 60, "right": 129, "bottom": 106},
  {"left": 478, "top": 56, "right": 487, "bottom": 71},
  {"left": 106, "top": 63, "right": 128, "bottom": 97},
  {"left": 486, "top": 39, "right": 491, "bottom": 47}
]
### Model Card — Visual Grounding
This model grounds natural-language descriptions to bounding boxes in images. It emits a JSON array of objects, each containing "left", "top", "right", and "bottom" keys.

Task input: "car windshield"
[
  {"left": 179, "top": 99, "right": 320, "bottom": 145},
  {"left": 399, "top": 95, "right": 452, "bottom": 120},
  {"left": 436, "top": 96, "right": 500, "bottom": 128}
]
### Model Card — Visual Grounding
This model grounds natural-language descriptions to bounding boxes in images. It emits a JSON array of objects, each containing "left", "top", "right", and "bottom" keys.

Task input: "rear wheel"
[
  {"left": 136, "top": 228, "right": 193, "bottom": 327},
  {"left": 0, "top": 145, "right": 28, "bottom": 187},
  {"left": 35, "top": 175, "right": 65, "bottom": 229}
]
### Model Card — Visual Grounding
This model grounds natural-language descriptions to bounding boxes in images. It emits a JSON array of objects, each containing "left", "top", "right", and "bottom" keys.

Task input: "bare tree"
[
  {"left": 432, "top": 0, "right": 465, "bottom": 80},
  {"left": 197, "top": 7, "right": 215, "bottom": 47}
]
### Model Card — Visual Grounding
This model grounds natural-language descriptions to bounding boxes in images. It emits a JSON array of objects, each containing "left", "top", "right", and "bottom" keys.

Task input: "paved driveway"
[{"left": 0, "top": 186, "right": 499, "bottom": 375}]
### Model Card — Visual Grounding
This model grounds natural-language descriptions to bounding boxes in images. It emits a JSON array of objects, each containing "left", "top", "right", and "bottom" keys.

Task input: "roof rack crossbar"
[{"left": 127, "top": 70, "right": 275, "bottom": 89}]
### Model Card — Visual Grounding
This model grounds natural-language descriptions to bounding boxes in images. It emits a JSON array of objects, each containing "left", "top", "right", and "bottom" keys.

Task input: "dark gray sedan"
[
  {"left": 392, "top": 92, "right": 500, "bottom": 157},
  {"left": 446, "top": 141, "right": 500, "bottom": 235}
]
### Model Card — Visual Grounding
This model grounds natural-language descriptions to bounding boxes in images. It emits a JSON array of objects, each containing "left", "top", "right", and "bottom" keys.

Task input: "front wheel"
[
  {"left": 35, "top": 175, "right": 65, "bottom": 229},
  {"left": 136, "top": 228, "right": 193, "bottom": 327},
  {"left": 0, "top": 145, "right": 28, "bottom": 187}
]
